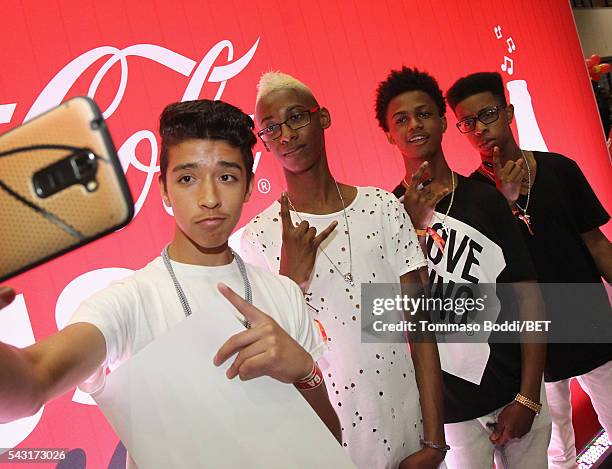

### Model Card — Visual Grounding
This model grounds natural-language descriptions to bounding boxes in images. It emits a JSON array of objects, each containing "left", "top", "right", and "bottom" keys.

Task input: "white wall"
[{"left": 573, "top": 8, "right": 612, "bottom": 57}]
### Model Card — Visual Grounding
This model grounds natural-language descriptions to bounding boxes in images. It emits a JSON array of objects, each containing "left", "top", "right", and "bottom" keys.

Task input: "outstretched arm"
[{"left": 0, "top": 286, "right": 106, "bottom": 423}]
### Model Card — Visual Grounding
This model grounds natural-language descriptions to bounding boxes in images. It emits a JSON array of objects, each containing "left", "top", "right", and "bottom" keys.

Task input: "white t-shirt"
[
  {"left": 241, "top": 186, "right": 428, "bottom": 469},
  {"left": 69, "top": 256, "right": 325, "bottom": 469},
  {"left": 70, "top": 256, "right": 325, "bottom": 389}
]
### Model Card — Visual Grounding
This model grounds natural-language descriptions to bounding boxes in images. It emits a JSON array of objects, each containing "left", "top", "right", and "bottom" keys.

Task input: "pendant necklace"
[
  {"left": 479, "top": 149, "right": 533, "bottom": 235},
  {"left": 286, "top": 180, "right": 355, "bottom": 287}
]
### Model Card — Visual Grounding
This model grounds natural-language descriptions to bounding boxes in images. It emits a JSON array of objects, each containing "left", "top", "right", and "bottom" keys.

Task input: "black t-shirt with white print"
[
  {"left": 471, "top": 151, "right": 612, "bottom": 382},
  {"left": 395, "top": 175, "right": 537, "bottom": 423}
]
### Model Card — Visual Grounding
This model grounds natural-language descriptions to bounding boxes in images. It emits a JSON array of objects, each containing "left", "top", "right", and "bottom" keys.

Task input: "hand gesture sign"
[
  {"left": 492, "top": 146, "right": 526, "bottom": 205},
  {"left": 403, "top": 162, "right": 450, "bottom": 230},
  {"left": 278, "top": 193, "right": 337, "bottom": 289},
  {"left": 214, "top": 283, "right": 313, "bottom": 383}
]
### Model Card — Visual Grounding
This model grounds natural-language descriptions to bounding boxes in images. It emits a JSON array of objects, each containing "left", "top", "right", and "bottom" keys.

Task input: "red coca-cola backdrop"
[{"left": 1, "top": 1, "right": 610, "bottom": 467}]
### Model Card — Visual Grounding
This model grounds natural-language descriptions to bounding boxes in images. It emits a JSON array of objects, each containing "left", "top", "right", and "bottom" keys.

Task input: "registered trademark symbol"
[{"left": 258, "top": 178, "right": 271, "bottom": 194}]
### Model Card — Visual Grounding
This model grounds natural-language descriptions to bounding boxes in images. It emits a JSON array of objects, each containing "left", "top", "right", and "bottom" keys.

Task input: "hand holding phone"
[{"left": 0, "top": 97, "right": 134, "bottom": 282}]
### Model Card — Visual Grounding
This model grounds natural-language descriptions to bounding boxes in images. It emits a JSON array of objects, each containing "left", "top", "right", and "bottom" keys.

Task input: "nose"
[
  {"left": 407, "top": 116, "right": 424, "bottom": 131},
  {"left": 474, "top": 119, "right": 488, "bottom": 136},
  {"left": 198, "top": 179, "right": 221, "bottom": 210},
  {"left": 279, "top": 122, "right": 298, "bottom": 144}
]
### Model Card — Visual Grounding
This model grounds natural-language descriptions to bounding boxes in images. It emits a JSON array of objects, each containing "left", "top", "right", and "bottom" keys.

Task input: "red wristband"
[
  {"left": 295, "top": 360, "right": 323, "bottom": 390},
  {"left": 427, "top": 227, "right": 446, "bottom": 253}
]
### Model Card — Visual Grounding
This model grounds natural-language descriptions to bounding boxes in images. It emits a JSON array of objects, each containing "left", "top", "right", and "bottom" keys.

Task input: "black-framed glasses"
[
  {"left": 257, "top": 106, "right": 320, "bottom": 143},
  {"left": 456, "top": 105, "right": 506, "bottom": 133}
]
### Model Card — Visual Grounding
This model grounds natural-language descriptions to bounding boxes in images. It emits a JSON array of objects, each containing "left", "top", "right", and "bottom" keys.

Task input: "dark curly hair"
[
  {"left": 159, "top": 99, "right": 256, "bottom": 183},
  {"left": 375, "top": 67, "right": 446, "bottom": 131},
  {"left": 446, "top": 72, "right": 507, "bottom": 111}
]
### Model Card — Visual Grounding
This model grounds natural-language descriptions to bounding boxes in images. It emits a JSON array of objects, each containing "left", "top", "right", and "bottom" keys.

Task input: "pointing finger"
[
  {"left": 493, "top": 146, "right": 502, "bottom": 171},
  {"left": 280, "top": 193, "right": 293, "bottom": 232},
  {"left": 217, "top": 282, "right": 268, "bottom": 326},
  {"left": 409, "top": 161, "right": 429, "bottom": 189},
  {"left": 313, "top": 220, "right": 338, "bottom": 247}
]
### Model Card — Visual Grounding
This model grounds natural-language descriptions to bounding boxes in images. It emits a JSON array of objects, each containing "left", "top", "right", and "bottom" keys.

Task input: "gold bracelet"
[{"left": 514, "top": 393, "right": 542, "bottom": 415}]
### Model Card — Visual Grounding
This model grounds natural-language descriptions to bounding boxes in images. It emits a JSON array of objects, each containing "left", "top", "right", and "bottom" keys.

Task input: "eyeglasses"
[
  {"left": 455, "top": 105, "right": 506, "bottom": 133},
  {"left": 257, "top": 107, "right": 319, "bottom": 143}
]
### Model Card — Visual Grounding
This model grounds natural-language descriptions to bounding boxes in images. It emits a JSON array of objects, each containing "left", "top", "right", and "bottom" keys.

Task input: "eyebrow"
[
  {"left": 218, "top": 160, "right": 244, "bottom": 172},
  {"left": 260, "top": 105, "right": 308, "bottom": 124},
  {"left": 171, "top": 160, "right": 244, "bottom": 173},
  {"left": 460, "top": 106, "right": 497, "bottom": 119},
  {"left": 391, "top": 104, "right": 429, "bottom": 119},
  {"left": 172, "top": 162, "right": 199, "bottom": 173}
]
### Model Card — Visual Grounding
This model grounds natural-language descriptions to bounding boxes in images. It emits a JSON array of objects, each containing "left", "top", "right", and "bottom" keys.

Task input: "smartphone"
[{"left": 0, "top": 96, "right": 134, "bottom": 282}]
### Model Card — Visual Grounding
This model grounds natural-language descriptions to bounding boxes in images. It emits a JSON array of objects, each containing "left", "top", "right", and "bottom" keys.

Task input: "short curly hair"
[
  {"left": 159, "top": 99, "right": 256, "bottom": 184},
  {"left": 375, "top": 67, "right": 446, "bottom": 131},
  {"left": 446, "top": 72, "right": 507, "bottom": 111}
]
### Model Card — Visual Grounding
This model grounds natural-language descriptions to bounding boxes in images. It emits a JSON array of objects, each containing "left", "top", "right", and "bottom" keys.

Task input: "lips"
[
  {"left": 282, "top": 144, "right": 306, "bottom": 157},
  {"left": 407, "top": 134, "right": 429, "bottom": 145},
  {"left": 195, "top": 216, "right": 226, "bottom": 228},
  {"left": 478, "top": 139, "right": 496, "bottom": 149}
]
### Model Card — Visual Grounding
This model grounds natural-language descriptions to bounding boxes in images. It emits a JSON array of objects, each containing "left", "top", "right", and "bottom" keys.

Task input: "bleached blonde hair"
[{"left": 255, "top": 71, "right": 317, "bottom": 105}]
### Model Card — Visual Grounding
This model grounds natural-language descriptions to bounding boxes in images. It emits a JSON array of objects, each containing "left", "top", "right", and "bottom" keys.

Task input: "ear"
[
  {"left": 159, "top": 174, "right": 171, "bottom": 207},
  {"left": 441, "top": 115, "right": 448, "bottom": 133},
  {"left": 244, "top": 175, "right": 254, "bottom": 203},
  {"left": 385, "top": 131, "right": 396, "bottom": 146},
  {"left": 319, "top": 107, "right": 331, "bottom": 129},
  {"left": 505, "top": 104, "right": 514, "bottom": 125}
]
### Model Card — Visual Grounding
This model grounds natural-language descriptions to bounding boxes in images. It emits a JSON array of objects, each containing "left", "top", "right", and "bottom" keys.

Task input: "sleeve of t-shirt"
[
  {"left": 282, "top": 276, "right": 326, "bottom": 362},
  {"left": 487, "top": 189, "right": 537, "bottom": 282},
  {"left": 240, "top": 221, "right": 275, "bottom": 272},
  {"left": 67, "top": 279, "right": 139, "bottom": 392},
  {"left": 562, "top": 157, "right": 610, "bottom": 233},
  {"left": 381, "top": 191, "right": 428, "bottom": 276}
]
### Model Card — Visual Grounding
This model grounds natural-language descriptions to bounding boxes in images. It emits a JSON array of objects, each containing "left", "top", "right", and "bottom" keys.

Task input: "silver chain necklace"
[
  {"left": 286, "top": 180, "right": 355, "bottom": 286},
  {"left": 161, "top": 246, "right": 252, "bottom": 329}
]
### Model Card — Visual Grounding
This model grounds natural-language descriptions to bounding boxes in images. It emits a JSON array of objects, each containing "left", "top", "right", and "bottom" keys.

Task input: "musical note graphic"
[
  {"left": 494, "top": 25, "right": 502, "bottom": 39},
  {"left": 501, "top": 56, "right": 514, "bottom": 75},
  {"left": 507, "top": 37, "right": 516, "bottom": 53}
]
